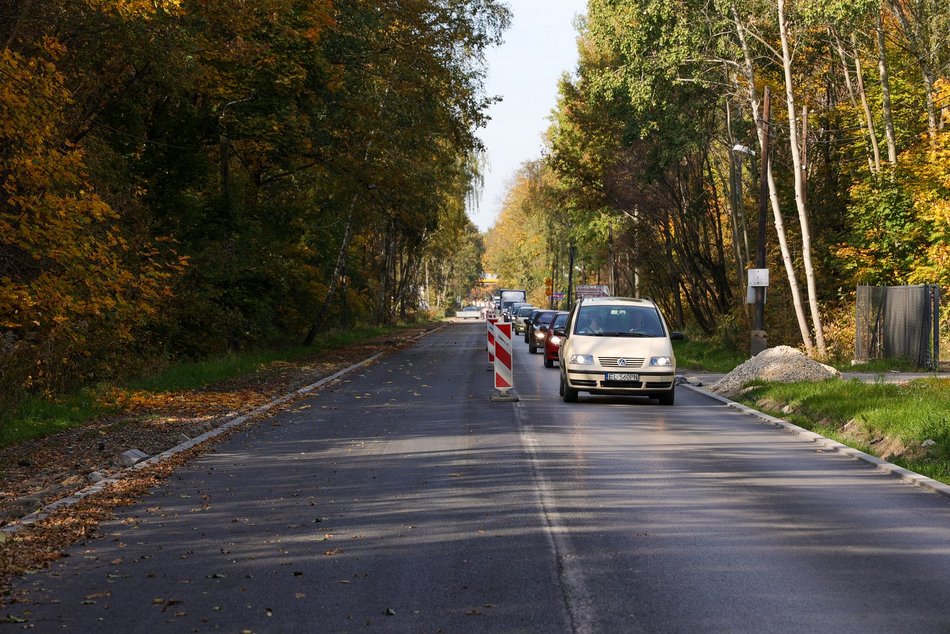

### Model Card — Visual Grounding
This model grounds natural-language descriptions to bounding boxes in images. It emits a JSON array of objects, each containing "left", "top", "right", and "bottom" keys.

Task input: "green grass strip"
[
  {"left": 673, "top": 337, "right": 748, "bottom": 373},
  {"left": 0, "top": 324, "right": 411, "bottom": 448},
  {"left": 125, "top": 326, "right": 393, "bottom": 393},
  {"left": 739, "top": 378, "right": 950, "bottom": 485}
]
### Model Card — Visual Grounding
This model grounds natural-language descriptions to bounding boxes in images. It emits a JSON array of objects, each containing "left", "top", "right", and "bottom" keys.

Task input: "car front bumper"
[{"left": 563, "top": 368, "right": 675, "bottom": 394}]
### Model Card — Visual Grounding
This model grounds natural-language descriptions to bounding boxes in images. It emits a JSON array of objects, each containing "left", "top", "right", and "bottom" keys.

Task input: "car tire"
[
  {"left": 544, "top": 357, "right": 554, "bottom": 368},
  {"left": 528, "top": 342, "right": 536, "bottom": 354},
  {"left": 658, "top": 388, "right": 675, "bottom": 406},
  {"left": 561, "top": 374, "right": 578, "bottom": 402}
]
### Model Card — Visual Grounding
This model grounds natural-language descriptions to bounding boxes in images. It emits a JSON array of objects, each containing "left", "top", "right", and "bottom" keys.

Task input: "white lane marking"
[{"left": 514, "top": 401, "right": 594, "bottom": 634}]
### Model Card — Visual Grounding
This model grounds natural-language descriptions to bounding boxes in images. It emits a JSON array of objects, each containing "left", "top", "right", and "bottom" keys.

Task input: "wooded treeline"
[
  {"left": 0, "top": 0, "right": 506, "bottom": 407},
  {"left": 484, "top": 0, "right": 949, "bottom": 360}
]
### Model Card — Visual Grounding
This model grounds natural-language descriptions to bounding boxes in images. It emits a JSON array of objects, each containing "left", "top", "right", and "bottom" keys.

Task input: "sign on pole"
[
  {"left": 491, "top": 322, "right": 518, "bottom": 402},
  {"left": 575, "top": 285, "right": 611, "bottom": 300}
]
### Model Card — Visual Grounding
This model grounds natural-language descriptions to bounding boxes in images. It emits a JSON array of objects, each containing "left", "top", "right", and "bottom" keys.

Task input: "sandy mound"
[{"left": 711, "top": 345, "right": 841, "bottom": 398}]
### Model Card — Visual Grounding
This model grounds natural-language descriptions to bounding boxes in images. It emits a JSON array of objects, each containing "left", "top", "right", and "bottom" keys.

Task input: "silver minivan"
[{"left": 558, "top": 297, "right": 683, "bottom": 405}]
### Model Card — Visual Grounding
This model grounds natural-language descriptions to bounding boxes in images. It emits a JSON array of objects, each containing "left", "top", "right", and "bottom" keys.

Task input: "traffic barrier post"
[
  {"left": 491, "top": 322, "right": 519, "bottom": 402},
  {"left": 487, "top": 317, "right": 497, "bottom": 369}
]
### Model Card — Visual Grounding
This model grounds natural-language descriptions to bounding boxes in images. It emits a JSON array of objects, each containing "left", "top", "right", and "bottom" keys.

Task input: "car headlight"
[
  {"left": 549, "top": 336, "right": 562, "bottom": 345},
  {"left": 649, "top": 356, "right": 673, "bottom": 367},
  {"left": 534, "top": 330, "right": 546, "bottom": 339},
  {"left": 570, "top": 354, "right": 594, "bottom": 365}
]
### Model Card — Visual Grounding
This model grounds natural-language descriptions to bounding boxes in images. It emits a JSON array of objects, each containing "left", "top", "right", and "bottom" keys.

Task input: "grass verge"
[
  {"left": 834, "top": 358, "right": 924, "bottom": 373},
  {"left": 738, "top": 378, "right": 950, "bottom": 484},
  {"left": 0, "top": 324, "right": 406, "bottom": 448},
  {"left": 673, "top": 337, "right": 747, "bottom": 373},
  {"left": 124, "top": 325, "right": 394, "bottom": 393}
]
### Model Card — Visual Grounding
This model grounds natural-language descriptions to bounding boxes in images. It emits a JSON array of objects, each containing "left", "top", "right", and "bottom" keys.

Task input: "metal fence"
[{"left": 855, "top": 285, "right": 941, "bottom": 369}]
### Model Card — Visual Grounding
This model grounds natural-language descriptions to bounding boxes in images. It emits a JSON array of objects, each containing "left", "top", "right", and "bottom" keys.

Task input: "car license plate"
[{"left": 605, "top": 373, "right": 639, "bottom": 381}]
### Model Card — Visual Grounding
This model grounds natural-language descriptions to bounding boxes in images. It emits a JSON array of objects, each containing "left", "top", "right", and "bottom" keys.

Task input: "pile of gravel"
[{"left": 710, "top": 345, "right": 841, "bottom": 399}]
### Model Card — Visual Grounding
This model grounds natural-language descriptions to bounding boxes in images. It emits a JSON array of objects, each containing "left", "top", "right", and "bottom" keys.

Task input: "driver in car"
[{"left": 629, "top": 311, "right": 644, "bottom": 333}]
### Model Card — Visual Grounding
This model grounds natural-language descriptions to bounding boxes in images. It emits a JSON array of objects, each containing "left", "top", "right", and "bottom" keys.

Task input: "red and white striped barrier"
[
  {"left": 487, "top": 317, "right": 497, "bottom": 366},
  {"left": 491, "top": 321, "right": 519, "bottom": 401}
]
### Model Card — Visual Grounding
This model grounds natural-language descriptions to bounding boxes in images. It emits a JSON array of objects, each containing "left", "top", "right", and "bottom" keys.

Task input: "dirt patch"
[{"left": 840, "top": 419, "right": 872, "bottom": 445}]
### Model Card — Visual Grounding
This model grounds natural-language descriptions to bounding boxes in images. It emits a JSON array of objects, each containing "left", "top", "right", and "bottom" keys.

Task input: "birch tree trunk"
[
  {"left": 853, "top": 34, "right": 882, "bottom": 173},
  {"left": 378, "top": 223, "right": 396, "bottom": 323},
  {"left": 777, "top": 0, "right": 826, "bottom": 357},
  {"left": 832, "top": 29, "right": 858, "bottom": 107},
  {"left": 732, "top": 5, "right": 814, "bottom": 354},
  {"left": 303, "top": 202, "right": 355, "bottom": 346},
  {"left": 876, "top": 9, "right": 898, "bottom": 165},
  {"left": 832, "top": 30, "right": 878, "bottom": 172},
  {"left": 888, "top": 0, "right": 939, "bottom": 143}
]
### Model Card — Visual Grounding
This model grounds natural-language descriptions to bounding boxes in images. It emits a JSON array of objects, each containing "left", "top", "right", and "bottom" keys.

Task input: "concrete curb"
[
  {"left": 682, "top": 383, "right": 950, "bottom": 500},
  {"left": 2, "top": 325, "right": 441, "bottom": 535}
]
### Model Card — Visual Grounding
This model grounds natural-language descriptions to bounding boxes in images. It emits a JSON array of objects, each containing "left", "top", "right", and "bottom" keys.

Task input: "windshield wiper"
[{"left": 590, "top": 331, "right": 655, "bottom": 337}]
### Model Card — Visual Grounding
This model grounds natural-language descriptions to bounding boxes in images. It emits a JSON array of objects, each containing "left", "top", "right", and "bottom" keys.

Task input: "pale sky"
[{"left": 469, "top": 0, "right": 587, "bottom": 233}]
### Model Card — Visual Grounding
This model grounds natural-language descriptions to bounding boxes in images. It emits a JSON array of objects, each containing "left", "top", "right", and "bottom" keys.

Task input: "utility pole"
[
  {"left": 752, "top": 86, "right": 771, "bottom": 355},
  {"left": 566, "top": 242, "right": 576, "bottom": 308}
]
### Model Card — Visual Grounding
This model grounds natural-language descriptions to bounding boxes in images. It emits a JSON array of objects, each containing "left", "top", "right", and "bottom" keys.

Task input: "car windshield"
[
  {"left": 552, "top": 313, "right": 568, "bottom": 328},
  {"left": 517, "top": 307, "right": 535, "bottom": 317},
  {"left": 573, "top": 305, "right": 665, "bottom": 337},
  {"left": 537, "top": 311, "right": 557, "bottom": 325}
]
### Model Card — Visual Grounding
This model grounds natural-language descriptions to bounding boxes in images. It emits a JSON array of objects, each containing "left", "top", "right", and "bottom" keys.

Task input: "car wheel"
[
  {"left": 544, "top": 357, "right": 553, "bottom": 368},
  {"left": 658, "top": 388, "right": 675, "bottom": 406},
  {"left": 561, "top": 374, "right": 578, "bottom": 402},
  {"left": 528, "top": 342, "right": 536, "bottom": 354}
]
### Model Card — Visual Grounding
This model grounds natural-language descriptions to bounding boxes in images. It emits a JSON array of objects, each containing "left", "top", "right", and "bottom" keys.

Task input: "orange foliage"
[
  {"left": 903, "top": 81, "right": 950, "bottom": 289},
  {"left": 82, "top": 0, "right": 184, "bottom": 19},
  {"left": 0, "top": 40, "right": 183, "bottom": 396}
]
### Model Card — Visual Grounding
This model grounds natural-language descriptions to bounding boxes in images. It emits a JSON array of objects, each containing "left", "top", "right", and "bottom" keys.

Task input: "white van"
[{"left": 558, "top": 297, "right": 683, "bottom": 405}]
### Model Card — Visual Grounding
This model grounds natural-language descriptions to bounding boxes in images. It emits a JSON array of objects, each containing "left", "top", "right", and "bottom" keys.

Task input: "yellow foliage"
[
  {"left": 83, "top": 0, "right": 183, "bottom": 19},
  {"left": 1, "top": 43, "right": 184, "bottom": 396},
  {"left": 900, "top": 110, "right": 950, "bottom": 289}
]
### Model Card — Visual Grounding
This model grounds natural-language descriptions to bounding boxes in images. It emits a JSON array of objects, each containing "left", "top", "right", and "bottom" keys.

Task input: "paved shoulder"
[{"left": 6, "top": 324, "right": 570, "bottom": 632}]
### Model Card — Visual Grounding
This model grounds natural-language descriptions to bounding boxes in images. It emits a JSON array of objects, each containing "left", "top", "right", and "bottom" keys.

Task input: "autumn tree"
[
  {"left": 0, "top": 25, "right": 181, "bottom": 404},
  {"left": 0, "top": 0, "right": 511, "bottom": 412}
]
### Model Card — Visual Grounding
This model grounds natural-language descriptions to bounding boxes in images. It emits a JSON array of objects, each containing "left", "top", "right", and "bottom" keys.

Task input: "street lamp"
[{"left": 732, "top": 143, "right": 754, "bottom": 157}]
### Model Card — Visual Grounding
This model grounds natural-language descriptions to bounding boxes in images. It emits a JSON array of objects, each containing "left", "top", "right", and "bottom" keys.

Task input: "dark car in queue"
[
  {"left": 528, "top": 310, "right": 559, "bottom": 354},
  {"left": 543, "top": 311, "right": 570, "bottom": 368},
  {"left": 524, "top": 309, "right": 542, "bottom": 343}
]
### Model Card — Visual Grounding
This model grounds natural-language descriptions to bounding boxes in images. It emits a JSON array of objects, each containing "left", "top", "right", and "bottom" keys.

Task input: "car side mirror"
[
  {"left": 553, "top": 328, "right": 565, "bottom": 337},
  {"left": 670, "top": 332, "right": 685, "bottom": 341}
]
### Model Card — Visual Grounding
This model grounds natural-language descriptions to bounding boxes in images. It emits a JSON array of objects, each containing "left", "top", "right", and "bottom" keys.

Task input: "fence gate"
[{"left": 855, "top": 285, "right": 941, "bottom": 369}]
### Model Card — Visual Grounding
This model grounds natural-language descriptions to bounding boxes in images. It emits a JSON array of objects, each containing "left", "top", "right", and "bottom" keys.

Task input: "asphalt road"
[{"left": 5, "top": 322, "right": 950, "bottom": 632}]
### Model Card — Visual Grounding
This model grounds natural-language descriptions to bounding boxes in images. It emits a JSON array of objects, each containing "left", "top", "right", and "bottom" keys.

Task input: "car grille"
[
  {"left": 601, "top": 380, "right": 643, "bottom": 388},
  {"left": 598, "top": 357, "right": 645, "bottom": 368}
]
